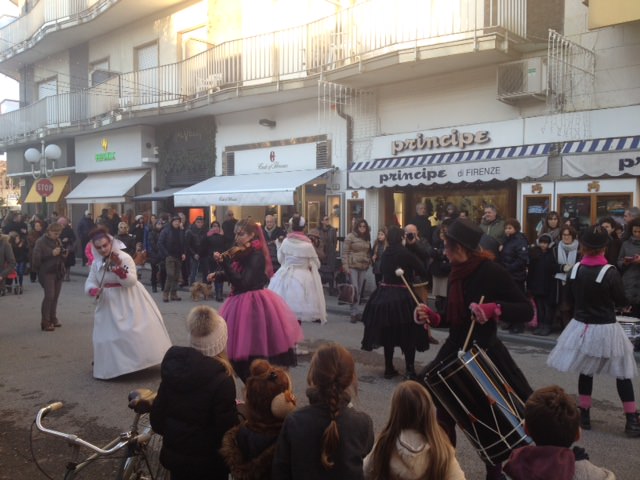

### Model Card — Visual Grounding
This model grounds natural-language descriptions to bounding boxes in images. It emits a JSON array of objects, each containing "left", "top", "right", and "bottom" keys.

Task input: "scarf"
[
  {"left": 287, "top": 231, "right": 311, "bottom": 243},
  {"left": 555, "top": 240, "right": 579, "bottom": 281},
  {"left": 447, "top": 256, "right": 487, "bottom": 327},
  {"left": 581, "top": 253, "right": 607, "bottom": 267}
]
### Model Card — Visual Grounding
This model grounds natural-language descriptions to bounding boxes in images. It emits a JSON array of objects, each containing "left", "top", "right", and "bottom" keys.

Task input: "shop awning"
[
  {"left": 349, "top": 143, "right": 551, "bottom": 189},
  {"left": 173, "top": 168, "right": 333, "bottom": 206},
  {"left": 562, "top": 136, "right": 640, "bottom": 177},
  {"left": 133, "top": 187, "right": 184, "bottom": 201},
  {"left": 66, "top": 170, "right": 148, "bottom": 204},
  {"left": 23, "top": 176, "right": 69, "bottom": 203}
]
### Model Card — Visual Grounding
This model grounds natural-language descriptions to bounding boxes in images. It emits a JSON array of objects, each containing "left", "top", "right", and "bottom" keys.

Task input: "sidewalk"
[{"left": 68, "top": 262, "right": 565, "bottom": 351}]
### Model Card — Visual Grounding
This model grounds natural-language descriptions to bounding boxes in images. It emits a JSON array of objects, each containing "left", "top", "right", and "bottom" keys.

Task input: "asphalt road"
[{"left": 1, "top": 269, "right": 639, "bottom": 479}]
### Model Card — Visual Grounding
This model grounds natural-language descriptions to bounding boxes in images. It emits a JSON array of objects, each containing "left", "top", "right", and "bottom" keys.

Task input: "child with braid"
[{"left": 272, "top": 343, "right": 374, "bottom": 479}]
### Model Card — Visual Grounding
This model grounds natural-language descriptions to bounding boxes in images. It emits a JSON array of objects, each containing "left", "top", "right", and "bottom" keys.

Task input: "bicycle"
[{"left": 32, "top": 388, "right": 168, "bottom": 480}]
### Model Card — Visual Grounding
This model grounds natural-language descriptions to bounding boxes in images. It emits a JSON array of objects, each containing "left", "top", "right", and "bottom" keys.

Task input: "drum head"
[{"left": 617, "top": 316, "right": 640, "bottom": 324}]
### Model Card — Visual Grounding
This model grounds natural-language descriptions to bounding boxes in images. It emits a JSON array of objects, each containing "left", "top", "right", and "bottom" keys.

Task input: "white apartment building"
[{"left": 0, "top": 0, "right": 638, "bottom": 240}]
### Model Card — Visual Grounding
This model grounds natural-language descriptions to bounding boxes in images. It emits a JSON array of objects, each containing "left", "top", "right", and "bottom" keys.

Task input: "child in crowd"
[
  {"left": 363, "top": 381, "right": 466, "bottom": 480},
  {"left": 371, "top": 228, "right": 387, "bottom": 287},
  {"left": 150, "top": 305, "right": 238, "bottom": 480},
  {"left": 8, "top": 231, "right": 27, "bottom": 294},
  {"left": 527, "top": 233, "right": 558, "bottom": 336},
  {"left": 220, "top": 359, "right": 297, "bottom": 479},
  {"left": 272, "top": 343, "right": 374, "bottom": 479},
  {"left": 503, "top": 385, "right": 616, "bottom": 480}
]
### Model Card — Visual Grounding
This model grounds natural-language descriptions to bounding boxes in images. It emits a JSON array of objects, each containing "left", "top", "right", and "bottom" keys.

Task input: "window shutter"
[
  {"left": 222, "top": 152, "right": 235, "bottom": 176},
  {"left": 316, "top": 141, "right": 331, "bottom": 169}
]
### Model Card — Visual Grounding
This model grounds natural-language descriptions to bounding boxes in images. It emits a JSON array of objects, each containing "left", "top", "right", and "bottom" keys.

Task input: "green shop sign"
[{"left": 96, "top": 152, "right": 116, "bottom": 162}]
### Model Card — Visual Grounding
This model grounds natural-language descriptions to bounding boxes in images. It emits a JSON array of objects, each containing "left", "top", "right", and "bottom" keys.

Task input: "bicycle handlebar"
[{"left": 35, "top": 402, "right": 138, "bottom": 456}]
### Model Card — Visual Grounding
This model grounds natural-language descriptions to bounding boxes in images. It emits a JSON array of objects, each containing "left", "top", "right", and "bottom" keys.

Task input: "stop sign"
[{"left": 35, "top": 178, "right": 54, "bottom": 197}]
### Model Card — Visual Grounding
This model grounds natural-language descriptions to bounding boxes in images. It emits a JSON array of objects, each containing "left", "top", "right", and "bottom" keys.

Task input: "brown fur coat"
[{"left": 220, "top": 423, "right": 279, "bottom": 480}]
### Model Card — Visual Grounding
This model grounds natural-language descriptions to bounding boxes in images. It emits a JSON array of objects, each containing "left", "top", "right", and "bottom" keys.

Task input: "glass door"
[{"left": 523, "top": 195, "right": 551, "bottom": 244}]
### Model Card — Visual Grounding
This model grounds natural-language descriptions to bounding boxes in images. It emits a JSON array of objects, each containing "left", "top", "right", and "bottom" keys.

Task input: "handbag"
[{"left": 337, "top": 271, "right": 356, "bottom": 304}]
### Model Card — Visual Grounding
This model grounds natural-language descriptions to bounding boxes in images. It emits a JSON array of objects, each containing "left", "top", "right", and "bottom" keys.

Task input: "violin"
[
  {"left": 217, "top": 242, "right": 252, "bottom": 261},
  {"left": 108, "top": 251, "right": 122, "bottom": 266}
]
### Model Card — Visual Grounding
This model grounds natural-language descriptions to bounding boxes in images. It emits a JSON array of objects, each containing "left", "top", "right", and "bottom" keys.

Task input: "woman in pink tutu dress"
[{"left": 208, "top": 219, "right": 303, "bottom": 382}]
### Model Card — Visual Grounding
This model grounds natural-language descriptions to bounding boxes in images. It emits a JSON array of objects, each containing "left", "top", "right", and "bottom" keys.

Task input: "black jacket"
[
  {"left": 219, "top": 248, "right": 268, "bottom": 293},
  {"left": 380, "top": 244, "right": 428, "bottom": 284},
  {"left": 185, "top": 224, "right": 207, "bottom": 258},
  {"left": 526, "top": 246, "right": 557, "bottom": 298},
  {"left": 158, "top": 225, "right": 185, "bottom": 259},
  {"left": 408, "top": 214, "right": 432, "bottom": 243},
  {"left": 499, "top": 232, "right": 529, "bottom": 282},
  {"left": 150, "top": 346, "right": 238, "bottom": 477},
  {"left": 568, "top": 263, "right": 627, "bottom": 325}
]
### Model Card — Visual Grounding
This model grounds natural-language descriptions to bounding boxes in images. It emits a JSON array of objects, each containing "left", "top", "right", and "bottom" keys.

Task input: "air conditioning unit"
[{"left": 497, "top": 57, "right": 547, "bottom": 103}]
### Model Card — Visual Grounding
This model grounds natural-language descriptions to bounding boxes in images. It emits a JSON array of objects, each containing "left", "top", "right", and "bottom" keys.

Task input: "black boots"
[
  {"left": 579, "top": 408, "right": 591, "bottom": 430},
  {"left": 625, "top": 412, "right": 640, "bottom": 437}
]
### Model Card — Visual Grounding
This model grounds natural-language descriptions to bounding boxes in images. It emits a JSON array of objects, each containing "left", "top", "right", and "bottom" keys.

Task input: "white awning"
[
  {"left": 349, "top": 143, "right": 550, "bottom": 189},
  {"left": 133, "top": 187, "right": 185, "bottom": 201},
  {"left": 561, "top": 136, "right": 640, "bottom": 177},
  {"left": 173, "top": 168, "right": 333, "bottom": 206},
  {"left": 66, "top": 170, "right": 148, "bottom": 204}
]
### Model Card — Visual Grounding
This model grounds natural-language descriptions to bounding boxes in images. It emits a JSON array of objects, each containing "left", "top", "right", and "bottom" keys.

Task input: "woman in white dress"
[
  {"left": 85, "top": 228, "right": 172, "bottom": 379},
  {"left": 268, "top": 215, "right": 327, "bottom": 323}
]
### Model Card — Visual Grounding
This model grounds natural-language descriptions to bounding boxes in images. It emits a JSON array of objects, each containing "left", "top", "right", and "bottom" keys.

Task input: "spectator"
[
  {"left": 158, "top": 216, "right": 186, "bottom": 302},
  {"left": 2, "top": 211, "right": 28, "bottom": 237},
  {"left": 31, "top": 223, "right": 67, "bottom": 331},
  {"left": 553, "top": 225, "right": 581, "bottom": 330},
  {"left": 185, "top": 216, "right": 207, "bottom": 285},
  {"left": 220, "top": 359, "right": 297, "bottom": 479},
  {"left": 318, "top": 215, "right": 338, "bottom": 294},
  {"left": 617, "top": 217, "right": 640, "bottom": 318},
  {"left": 268, "top": 214, "right": 327, "bottom": 324},
  {"left": 27, "top": 219, "right": 45, "bottom": 282},
  {"left": 131, "top": 214, "right": 146, "bottom": 246},
  {"left": 147, "top": 220, "right": 166, "bottom": 293},
  {"left": 272, "top": 343, "right": 374, "bottom": 479},
  {"left": 527, "top": 234, "right": 558, "bottom": 336},
  {"left": 503, "top": 385, "right": 616, "bottom": 480},
  {"left": 222, "top": 210, "right": 238, "bottom": 249},
  {"left": 408, "top": 202, "right": 432, "bottom": 244},
  {"left": 109, "top": 208, "right": 121, "bottom": 236},
  {"left": 115, "top": 221, "right": 136, "bottom": 257},
  {"left": 371, "top": 228, "right": 387, "bottom": 287},
  {"left": 430, "top": 218, "right": 453, "bottom": 327},
  {"left": 363, "top": 381, "right": 466, "bottom": 480},
  {"left": 7, "top": 231, "right": 28, "bottom": 294},
  {"left": 404, "top": 223, "right": 433, "bottom": 313},
  {"left": 0, "top": 232, "right": 17, "bottom": 294},
  {"left": 263, "top": 214, "right": 286, "bottom": 272},
  {"left": 58, "top": 217, "right": 76, "bottom": 281},
  {"left": 538, "top": 211, "right": 561, "bottom": 244},
  {"left": 343, "top": 219, "right": 372, "bottom": 323},
  {"left": 600, "top": 217, "right": 622, "bottom": 267},
  {"left": 498, "top": 218, "right": 529, "bottom": 296},
  {"left": 621, "top": 207, "right": 640, "bottom": 240},
  {"left": 151, "top": 305, "right": 237, "bottom": 480},
  {"left": 479, "top": 205, "right": 506, "bottom": 244},
  {"left": 548, "top": 226, "right": 640, "bottom": 437},
  {"left": 204, "top": 220, "right": 226, "bottom": 302},
  {"left": 76, "top": 210, "right": 95, "bottom": 266}
]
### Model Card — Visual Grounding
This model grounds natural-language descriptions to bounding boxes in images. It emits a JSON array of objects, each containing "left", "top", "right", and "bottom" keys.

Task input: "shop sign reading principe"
[{"left": 391, "top": 129, "right": 490, "bottom": 155}]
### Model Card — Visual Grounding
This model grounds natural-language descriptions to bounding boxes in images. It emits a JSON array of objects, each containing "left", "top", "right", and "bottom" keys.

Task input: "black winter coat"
[
  {"left": 150, "top": 346, "right": 238, "bottom": 477},
  {"left": 219, "top": 248, "right": 268, "bottom": 293},
  {"left": 526, "top": 246, "right": 557, "bottom": 298},
  {"left": 158, "top": 225, "right": 185, "bottom": 259},
  {"left": 499, "top": 232, "right": 529, "bottom": 282}
]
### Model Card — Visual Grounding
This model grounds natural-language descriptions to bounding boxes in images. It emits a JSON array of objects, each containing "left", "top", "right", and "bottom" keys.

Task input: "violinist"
[
  {"left": 85, "top": 227, "right": 171, "bottom": 380},
  {"left": 207, "top": 219, "right": 303, "bottom": 382},
  {"left": 30, "top": 223, "right": 67, "bottom": 332}
]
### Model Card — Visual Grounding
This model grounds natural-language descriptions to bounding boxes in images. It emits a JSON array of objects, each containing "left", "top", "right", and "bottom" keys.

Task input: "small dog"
[{"left": 190, "top": 282, "right": 214, "bottom": 301}]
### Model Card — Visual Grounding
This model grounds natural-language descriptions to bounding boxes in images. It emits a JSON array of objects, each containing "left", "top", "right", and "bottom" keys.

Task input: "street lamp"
[
  {"left": 24, "top": 140, "right": 62, "bottom": 179},
  {"left": 24, "top": 140, "right": 62, "bottom": 217}
]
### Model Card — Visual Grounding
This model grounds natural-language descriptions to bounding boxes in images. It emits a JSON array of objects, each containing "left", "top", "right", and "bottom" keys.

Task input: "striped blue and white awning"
[
  {"left": 562, "top": 135, "right": 640, "bottom": 178},
  {"left": 349, "top": 143, "right": 550, "bottom": 189}
]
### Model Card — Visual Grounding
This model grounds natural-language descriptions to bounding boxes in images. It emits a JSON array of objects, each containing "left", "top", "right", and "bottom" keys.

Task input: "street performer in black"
[{"left": 416, "top": 218, "right": 533, "bottom": 480}]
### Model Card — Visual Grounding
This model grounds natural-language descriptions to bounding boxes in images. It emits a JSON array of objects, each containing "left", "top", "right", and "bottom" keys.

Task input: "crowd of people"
[{"left": 3, "top": 202, "right": 640, "bottom": 479}]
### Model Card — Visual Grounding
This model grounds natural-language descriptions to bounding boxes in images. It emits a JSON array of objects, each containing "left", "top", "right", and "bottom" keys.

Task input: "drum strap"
[{"left": 569, "top": 262, "right": 613, "bottom": 284}]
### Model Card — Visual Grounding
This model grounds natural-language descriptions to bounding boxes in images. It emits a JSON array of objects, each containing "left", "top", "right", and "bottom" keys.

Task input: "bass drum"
[
  {"left": 617, "top": 315, "right": 640, "bottom": 351},
  {"left": 424, "top": 345, "right": 531, "bottom": 465}
]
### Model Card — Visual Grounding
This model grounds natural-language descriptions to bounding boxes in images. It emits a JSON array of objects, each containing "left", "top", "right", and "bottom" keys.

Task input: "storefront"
[
  {"left": 174, "top": 139, "right": 337, "bottom": 229},
  {"left": 65, "top": 126, "right": 157, "bottom": 216},
  {"left": 350, "top": 122, "right": 549, "bottom": 229},
  {"left": 22, "top": 175, "right": 71, "bottom": 218}
]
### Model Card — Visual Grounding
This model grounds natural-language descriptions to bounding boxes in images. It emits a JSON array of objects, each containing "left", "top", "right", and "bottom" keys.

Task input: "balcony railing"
[
  {"left": 0, "top": 0, "right": 113, "bottom": 58},
  {"left": 0, "top": 0, "right": 526, "bottom": 145}
]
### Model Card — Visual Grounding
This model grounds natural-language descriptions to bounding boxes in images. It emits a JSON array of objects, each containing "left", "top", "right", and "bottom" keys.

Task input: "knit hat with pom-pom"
[
  {"left": 186, "top": 305, "right": 227, "bottom": 357},
  {"left": 245, "top": 359, "right": 296, "bottom": 426}
]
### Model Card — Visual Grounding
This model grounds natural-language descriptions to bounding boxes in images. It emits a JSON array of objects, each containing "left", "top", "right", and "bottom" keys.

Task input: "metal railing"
[
  {"left": 0, "top": 0, "right": 526, "bottom": 144},
  {"left": 0, "top": 0, "right": 111, "bottom": 56}
]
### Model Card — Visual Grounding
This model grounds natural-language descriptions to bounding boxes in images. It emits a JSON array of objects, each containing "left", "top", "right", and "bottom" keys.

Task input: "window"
[{"left": 37, "top": 77, "right": 57, "bottom": 100}]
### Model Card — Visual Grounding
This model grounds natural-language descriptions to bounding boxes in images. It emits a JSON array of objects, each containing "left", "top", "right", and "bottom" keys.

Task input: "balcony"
[
  {"left": 0, "top": 0, "right": 187, "bottom": 77},
  {"left": 0, "top": 0, "right": 528, "bottom": 147}
]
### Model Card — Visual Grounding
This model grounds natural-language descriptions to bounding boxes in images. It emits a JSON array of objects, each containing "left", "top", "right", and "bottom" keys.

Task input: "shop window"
[
  {"left": 523, "top": 195, "right": 551, "bottom": 244},
  {"left": 393, "top": 192, "right": 406, "bottom": 227},
  {"left": 347, "top": 199, "right": 364, "bottom": 233},
  {"left": 327, "top": 193, "right": 342, "bottom": 236},
  {"left": 558, "top": 193, "right": 632, "bottom": 233}
]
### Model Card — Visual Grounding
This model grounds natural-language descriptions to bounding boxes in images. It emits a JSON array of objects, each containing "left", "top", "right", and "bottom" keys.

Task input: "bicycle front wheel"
[{"left": 119, "top": 415, "right": 168, "bottom": 480}]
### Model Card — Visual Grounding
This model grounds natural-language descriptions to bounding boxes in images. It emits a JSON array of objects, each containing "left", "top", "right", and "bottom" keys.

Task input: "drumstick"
[
  {"left": 462, "top": 295, "right": 485, "bottom": 353},
  {"left": 395, "top": 268, "right": 422, "bottom": 307}
]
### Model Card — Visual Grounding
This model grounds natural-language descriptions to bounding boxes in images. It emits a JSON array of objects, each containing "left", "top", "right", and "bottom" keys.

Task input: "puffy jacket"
[
  {"left": 499, "top": 232, "right": 529, "bottom": 283},
  {"left": 343, "top": 233, "right": 371, "bottom": 271},
  {"left": 150, "top": 346, "right": 238, "bottom": 477}
]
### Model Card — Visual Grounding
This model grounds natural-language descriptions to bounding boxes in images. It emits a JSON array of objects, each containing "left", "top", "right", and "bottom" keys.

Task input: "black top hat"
[
  {"left": 579, "top": 225, "right": 609, "bottom": 249},
  {"left": 445, "top": 218, "right": 483, "bottom": 252}
]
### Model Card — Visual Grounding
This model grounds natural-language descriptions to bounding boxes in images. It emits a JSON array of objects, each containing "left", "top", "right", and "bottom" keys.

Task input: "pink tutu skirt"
[{"left": 221, "top": 288, "right": 303, "bottom": 362}]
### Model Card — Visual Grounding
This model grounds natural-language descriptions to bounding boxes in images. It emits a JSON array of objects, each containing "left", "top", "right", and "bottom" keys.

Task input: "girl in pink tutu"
[{"left": 208, "top": 219, "right": 303, "bottom": 382}]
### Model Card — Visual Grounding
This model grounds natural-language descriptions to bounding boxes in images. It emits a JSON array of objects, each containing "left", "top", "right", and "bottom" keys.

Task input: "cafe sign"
[{"left": 391, "top": 129, "right": 491, "bottom": 155}]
